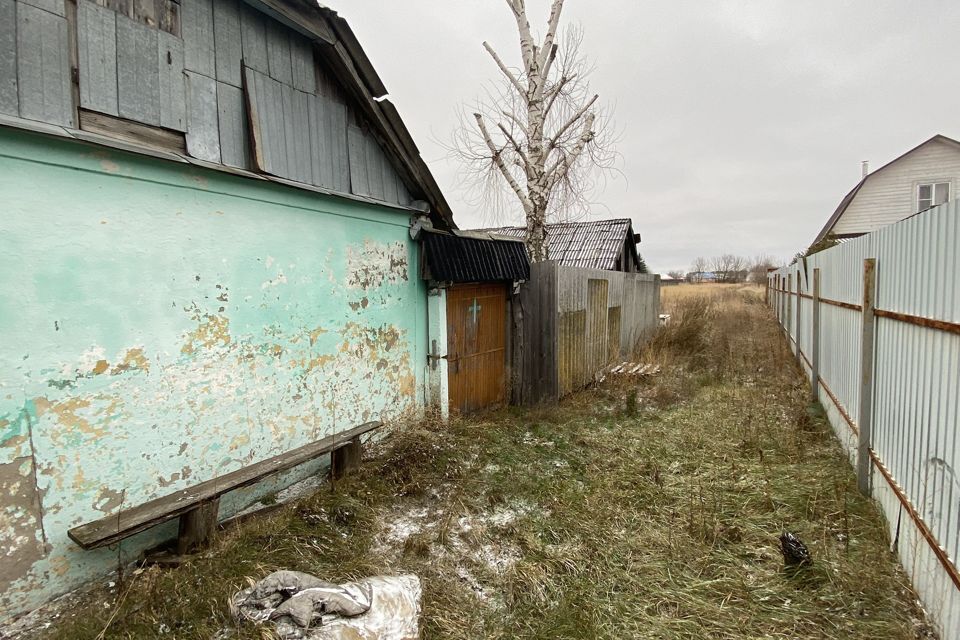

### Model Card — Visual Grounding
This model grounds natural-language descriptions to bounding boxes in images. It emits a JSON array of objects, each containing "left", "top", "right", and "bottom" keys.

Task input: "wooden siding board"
[
  {"left": 238, "top": 3, "right": 267, "bottom": 73},
  {"left": 19, "top": 0, "right": 64, "bottom": 17},
  {"left": 328, "top": 96, "right": 348, "bottom": 192},
  {"left": 289, "top": 32, "right": 313, "bottom": 93},
  {"left": 365, "top": 133, "right": 384, "bottom": 200},
  {"left": 247, "top": 68, "right": 286, "bottom": 177},
  {"left": 382, "top": 151, "right": 398, "bottom": 204},
  {"left": 265, "top": 19, "right": 291, "bottom": 84},
  {"left": 131, "top": 0, "right": 156, "bottom": 29},
  {"left": 77, "top": 0, "right": 118, "bottom": 116},
  {"left": 396, "top": 179, "right": 410, "bottom": 206},
  {"left": 279, "top": 81, "right": 297, "bottom": 180},
  {"left": 157, "top": 31, "right": 185, "bottom": 130},
  {"left": 216, "top": 80, "right": 248, "bottom": 168},
  {"left": 242, "top": 65, "right": 265, "bottom": 169},
  {"left": 182, "top": 0, "right": 214, "bottom": 77},
  {"left": 292, "top": 88, "right": 311, "bottom": 183},
  {"left": 212, "top": 0, "right": 240, "bottom": 86},
  {"left": 185, "top": 70, "right": 220, "bottom": 162},
  {"left": 116, "top": 15, "right": 159, "bottom": 125},
  {"left": 158, "top": 0, "right": 179, "bottom": 36},
  {"left": 1, "top": 0, "right": 19, "bottom": 115},
  {"left": 306, "top": 92, "right": 331, "bottom": 189},
  {"left": 265, "top": 72, "right": 286, "bottom": 176},
  {"left": 16, "top": 3, "right": 72, "bottom": 126},
  {"left": 347, "top": 124, "right": 369, "bottom": 197}
]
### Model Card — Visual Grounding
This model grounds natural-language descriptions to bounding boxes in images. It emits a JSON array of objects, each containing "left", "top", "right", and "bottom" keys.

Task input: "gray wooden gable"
[{"left": 0, "top": 0, "right": 412, "bottom": 208}]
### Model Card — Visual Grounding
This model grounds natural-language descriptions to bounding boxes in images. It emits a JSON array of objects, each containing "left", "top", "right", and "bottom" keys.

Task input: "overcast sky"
[{"left": 331, "top": 1, "right": 960, "bottom": 273}]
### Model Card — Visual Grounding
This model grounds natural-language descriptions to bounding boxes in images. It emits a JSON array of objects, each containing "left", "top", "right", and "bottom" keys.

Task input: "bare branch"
[
  {"left": 545, "top": 111, "right": 596, "bottom": 191},
  {"left": 496, "top": 122, "right": 530, "bottom": 168},
  {"left": 506, "top": 0, "right": 536, "bottom": 72},
  {"left": 474, "top": 113, "right": 533, "bottom": 212},
  {"left": 537, "top": 0, "right": 565, "bottom": 85},
  {"left": 501, "top": 109, "right": 526, "bottom": 130},
  {"left": 549, "top": 93, "right": 598, "bottom": 148},
  {"left": 543, "top": 73, "right": 575, "bottom": 115},
  {"left": 482, "top": 41, "right": 524, "bottom": 96}
]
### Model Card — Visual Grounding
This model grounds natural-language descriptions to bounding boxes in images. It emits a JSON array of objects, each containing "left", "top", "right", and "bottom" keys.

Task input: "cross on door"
[{"left": 468, "top": 298, "right": 482, "bottom": 323}]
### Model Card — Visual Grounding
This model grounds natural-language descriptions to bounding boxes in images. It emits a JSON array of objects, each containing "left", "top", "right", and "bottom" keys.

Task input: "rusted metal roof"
[
  {"left": 421, "top": 230, "right": 529, "bottom": 283},
  {"left": 484, "top": 219, "right": 642, "bottom": 272}
]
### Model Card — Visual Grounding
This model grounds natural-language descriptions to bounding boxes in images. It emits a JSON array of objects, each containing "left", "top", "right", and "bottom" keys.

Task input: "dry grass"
[
  {"left": 36, "top": 290, "right": 935, "bottom": 639},
  {"left": 662, "top": 282, "right": 764, "bottom": 304}
]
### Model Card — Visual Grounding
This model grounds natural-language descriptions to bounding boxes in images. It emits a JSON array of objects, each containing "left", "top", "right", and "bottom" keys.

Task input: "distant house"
[
  {"left": 814, "top": 134, "right": 960, "bottom": 243},
  {"left": 483, "top": 218, "right": 648, "bottom": 273},
  {"left": 686, "top": 271, "right": 718, "bottom": 283}
]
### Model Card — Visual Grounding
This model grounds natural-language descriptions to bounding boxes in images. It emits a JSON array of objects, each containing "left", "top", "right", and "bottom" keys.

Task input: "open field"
[
  {"left": 30, "top": 289, "right": 934, "bottom": 639},
  {"left": 662, "top": 282, "right": 765, "bottom": 303}
]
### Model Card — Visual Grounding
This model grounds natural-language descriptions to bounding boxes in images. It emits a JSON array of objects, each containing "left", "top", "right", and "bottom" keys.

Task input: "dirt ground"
[{"left": 25, "top": 285, "right": 935, "bottom": 639}]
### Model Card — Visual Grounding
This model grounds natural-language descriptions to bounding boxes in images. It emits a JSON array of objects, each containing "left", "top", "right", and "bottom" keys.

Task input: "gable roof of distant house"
[
  {"left": 482, "top": 218, "right": 642, "bottom": 271},
  {"left": 813, "top": 134, "right": 960, "bottom": 244}
]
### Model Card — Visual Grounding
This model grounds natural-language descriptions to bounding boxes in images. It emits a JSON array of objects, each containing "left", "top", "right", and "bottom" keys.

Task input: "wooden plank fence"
[{"left": 513, "top": 261, "right": 660, "bottom": 405}]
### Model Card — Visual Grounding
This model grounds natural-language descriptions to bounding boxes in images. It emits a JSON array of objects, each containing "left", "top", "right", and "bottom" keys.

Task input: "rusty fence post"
[
  {"left": 786, "top": 273, "right": 793, "bottom": 344},
  {"left": 775, "top": 274, "right": 780, "bottom": 326},
  {"left": 811, "top": 268, "right": 821, "bottom": 402},
  {"left": 857, "top": 258, "right": 877, "bottom": 495},
  {"left": 795, "top": 270, "right": 803, "bottom": 368},
  {"left": 781, "top": 274, "right": 787, "bottom": 332}
]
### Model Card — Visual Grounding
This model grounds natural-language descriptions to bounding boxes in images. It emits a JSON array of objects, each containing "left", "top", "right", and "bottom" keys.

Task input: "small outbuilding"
[
  {"left": 483, "top": 218, "right": 648, "bottom": 273},
  {"left": 417, "top": 226, "right": 529, "bottom": 415}
]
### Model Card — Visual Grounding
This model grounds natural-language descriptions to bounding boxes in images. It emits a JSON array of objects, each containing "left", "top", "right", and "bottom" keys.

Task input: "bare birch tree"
[{"left": 453, "top": 0, "right": 616, "bottom": 262}]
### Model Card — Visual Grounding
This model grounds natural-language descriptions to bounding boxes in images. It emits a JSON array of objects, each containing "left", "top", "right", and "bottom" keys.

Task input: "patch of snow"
[
  {"left": 485, "top": 500, "right": 536, "bottom": 528},
  {"left": 382, "top": 506, "right": 433, "bottom": 543},
  {"left": 521, "top": 432, "right": 556, "bottom": 448}
]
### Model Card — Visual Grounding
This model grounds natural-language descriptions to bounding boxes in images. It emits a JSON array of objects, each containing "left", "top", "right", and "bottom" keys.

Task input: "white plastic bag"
[{"left": 232, "top": 571, "right": 421, "bottom": 640}]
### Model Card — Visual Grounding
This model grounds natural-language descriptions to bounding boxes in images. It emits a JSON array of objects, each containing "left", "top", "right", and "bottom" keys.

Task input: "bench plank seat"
[{"left": 68, "top": 421, "right": 382, "bottom": 550}]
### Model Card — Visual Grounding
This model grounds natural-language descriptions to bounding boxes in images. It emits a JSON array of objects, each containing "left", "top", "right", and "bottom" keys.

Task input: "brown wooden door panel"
[{"left": 447, "top": 283, "right": 508, "bottom": 413}]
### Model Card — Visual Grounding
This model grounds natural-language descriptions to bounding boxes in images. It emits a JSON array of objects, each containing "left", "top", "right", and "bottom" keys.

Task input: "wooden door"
[{"left": 446, "top": 283, "right": 508, "bottom": 413}]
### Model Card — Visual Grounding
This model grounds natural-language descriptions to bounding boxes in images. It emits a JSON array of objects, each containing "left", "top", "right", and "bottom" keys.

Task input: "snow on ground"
[{"left": 371, "top": 493, "right": 540, "bottom": 607}]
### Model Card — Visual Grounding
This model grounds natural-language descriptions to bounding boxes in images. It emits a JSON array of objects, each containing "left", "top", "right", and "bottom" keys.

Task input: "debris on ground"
[
  {"left": 231, "top": 570, "right": 421, "bottom": 639},
  {"left": 779, "top": 531, "right": 813, "bottom": 567},
  {"left": 596, "top": 361, "right": 661, "bottom": 383}
]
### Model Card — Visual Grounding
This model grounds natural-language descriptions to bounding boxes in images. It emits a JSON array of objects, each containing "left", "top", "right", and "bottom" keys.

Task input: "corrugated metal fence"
[
  {"left": 767, "top": 200, "right": 960, "bottom": 637},
  {"left": 515, "top": 262, "right": 660, "bottom": 404}
]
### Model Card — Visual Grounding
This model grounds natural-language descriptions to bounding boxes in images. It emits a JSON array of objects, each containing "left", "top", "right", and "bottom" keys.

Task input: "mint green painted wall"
[{"left": 0, "top": 128, "right": 428, "bottom": 619}]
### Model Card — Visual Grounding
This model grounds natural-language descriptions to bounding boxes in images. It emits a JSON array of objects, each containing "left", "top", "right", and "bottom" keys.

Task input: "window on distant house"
[{"left": 917, "top": 182, "right": 950, "bottom": 212}]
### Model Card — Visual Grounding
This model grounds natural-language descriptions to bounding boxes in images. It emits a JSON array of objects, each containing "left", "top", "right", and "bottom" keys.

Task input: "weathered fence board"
[{"left": 515, "top": 262, "right": 659, "bottom": 405}]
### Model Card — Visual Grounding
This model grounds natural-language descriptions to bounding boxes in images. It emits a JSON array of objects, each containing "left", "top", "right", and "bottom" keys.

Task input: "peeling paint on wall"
[
  {"left": 346, "top": 240, "right": 409, "bottom": 289},
  {"left": 0, "top": 457, "right": 46, "bottom": 595},
  {"left": 0, "top": 128, "right": 428, "bottom": 620}
]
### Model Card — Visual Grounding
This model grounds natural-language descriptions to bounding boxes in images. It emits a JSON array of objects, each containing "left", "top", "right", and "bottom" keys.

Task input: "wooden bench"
[{"left": 68, "top": 421, "right": 382, "bottom": 555}]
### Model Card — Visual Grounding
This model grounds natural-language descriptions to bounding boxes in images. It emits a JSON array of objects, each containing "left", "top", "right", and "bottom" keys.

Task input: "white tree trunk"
[{"left": 461, "top": 0, "right": 613, "bottom": 263}]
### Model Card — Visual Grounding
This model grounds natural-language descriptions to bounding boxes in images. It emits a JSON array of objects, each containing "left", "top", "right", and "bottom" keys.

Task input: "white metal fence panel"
[{"left": 767, "top": 201, "right": 960, "bottom": 637}]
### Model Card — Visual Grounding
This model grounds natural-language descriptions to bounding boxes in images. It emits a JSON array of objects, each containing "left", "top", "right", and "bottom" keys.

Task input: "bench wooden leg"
[
  {"left": 330, "top": 439, "right": 362, "bottom": 481},
  {"left": 177, "top": 498, "right": 220, "bottom": 555}
]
